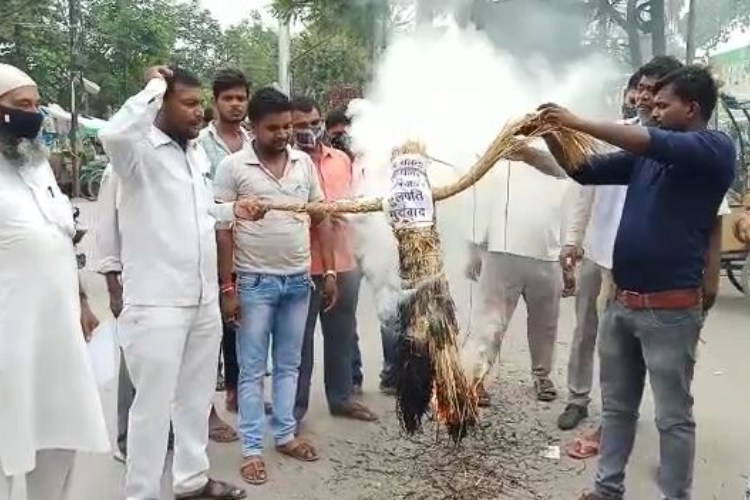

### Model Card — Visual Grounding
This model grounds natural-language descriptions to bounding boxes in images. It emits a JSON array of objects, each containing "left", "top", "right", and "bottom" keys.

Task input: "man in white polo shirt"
[
  {"left": 214, "top": 87, "right": 337, "bottom": 486},
  {"left": 465, "top": 159, "right": 574, "bottom": 406}
]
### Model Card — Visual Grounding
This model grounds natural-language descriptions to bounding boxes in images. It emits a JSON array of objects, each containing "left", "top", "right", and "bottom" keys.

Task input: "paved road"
[{"left": 46, "top": 201, "right": 750, "bottom": 499}]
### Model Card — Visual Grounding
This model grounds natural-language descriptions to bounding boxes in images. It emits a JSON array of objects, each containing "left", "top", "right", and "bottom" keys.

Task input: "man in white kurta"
[
  {"left": 0, "top": 64, "right": 109, "bottom": 500},
  {"left": 98, "top": 66, "right": 259, "bottom": 500},
  {"left": 464, "top": 160, "right": 574, "bottom": 405}
]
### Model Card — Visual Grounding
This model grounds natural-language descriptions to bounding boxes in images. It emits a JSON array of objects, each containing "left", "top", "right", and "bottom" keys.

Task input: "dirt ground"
[{"left": 47, "top": 201, "right": 750, "bottom": 499}]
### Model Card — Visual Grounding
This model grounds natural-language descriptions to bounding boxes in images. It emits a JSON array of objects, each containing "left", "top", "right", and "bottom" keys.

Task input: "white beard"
[{"left": 0, "top": 135, "right": 48, "bottom": 168}]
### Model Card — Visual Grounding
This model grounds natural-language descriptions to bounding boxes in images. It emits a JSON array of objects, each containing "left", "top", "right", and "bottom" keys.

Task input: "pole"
[
  {"left": 68, "top": 0, "right": 82, "bottom": 198},
  {"left": 278, "top": 18, "right": 291, "bottom": 95},
  {"left": 685, "top": 0, "right": 698, "bottom": 63}
]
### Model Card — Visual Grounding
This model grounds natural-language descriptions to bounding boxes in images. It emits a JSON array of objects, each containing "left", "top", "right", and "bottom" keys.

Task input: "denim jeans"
[
  {"left": 236, "top": 272, "right": 311, "bottom": 457},
  {"left": 352, "top": 263, "right": 400, "bottom": 388},
  {"left": 296, "top": 271, "right": 358, "bottom": 421},
  {"left": 595, "top": 301, "right": 702, "bottom": 500}
]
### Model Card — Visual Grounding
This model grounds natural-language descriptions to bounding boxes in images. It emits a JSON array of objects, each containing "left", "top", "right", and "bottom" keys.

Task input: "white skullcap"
[{"left": 0, "top": 64, "right": 37, "bottom": 99}]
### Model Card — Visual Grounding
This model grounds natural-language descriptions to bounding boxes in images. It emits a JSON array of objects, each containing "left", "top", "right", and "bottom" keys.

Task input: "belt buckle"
[{"left": 621, "top": 290, "right": 644, "bottom": 308}]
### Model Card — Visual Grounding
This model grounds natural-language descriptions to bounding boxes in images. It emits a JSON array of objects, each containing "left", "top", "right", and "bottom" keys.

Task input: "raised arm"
[
  {"left": 98, "top": 67, "right": 172, "bottom": 179},
  {"left": 564, "top": 185, "right": 594, "bottom": 248}
]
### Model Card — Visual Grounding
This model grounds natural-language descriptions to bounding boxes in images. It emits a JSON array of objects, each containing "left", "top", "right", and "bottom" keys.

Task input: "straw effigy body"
[{"left": 261, "top": 115, "right": 596, "bottom": 441}]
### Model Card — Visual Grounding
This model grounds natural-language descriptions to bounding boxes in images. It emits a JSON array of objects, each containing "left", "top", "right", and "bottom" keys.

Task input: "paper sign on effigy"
[{"left": 387, "top": 154, "right": 434, "bottom": 229}]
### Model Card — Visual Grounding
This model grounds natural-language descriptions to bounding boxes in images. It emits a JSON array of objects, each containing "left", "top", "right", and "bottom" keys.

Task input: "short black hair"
[
  {"left": 325, "top": 108, "right": 350, "bottom": 130},
  {"left": 290, "top": 96, "right": 321, "bottom": 115},
  {"left": 203, "top": 106, "right": 213, "bottom": 123},
  {"left": 165, "top": 67, "right": 202, "bottom": 97},
  {"left": 212, "top": 68, "right": 250, "bottom": 99},
  {"left": 639, "top": 55, "right": 684, "bottom": 81},
  {"left": 654, "top": 65, "right": 719, "bottom": 122},
  {"left": 247, "top": 87, "right": 293, "bottom": 123},
  {"left": 626, "top": 70, "right": 641, "bottom": 91}
]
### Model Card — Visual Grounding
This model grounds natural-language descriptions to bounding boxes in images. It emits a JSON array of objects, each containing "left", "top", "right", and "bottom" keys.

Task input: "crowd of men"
[{"left": 0, "top": 50, "right": 747, "bottom": 500}]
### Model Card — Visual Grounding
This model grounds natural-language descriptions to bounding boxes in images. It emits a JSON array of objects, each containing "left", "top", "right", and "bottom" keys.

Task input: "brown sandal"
[
  {"left": 276, "top": 438, "right": 320, "bottom": 462},
  {"left": 209, "top": 406, "right": 238, "bottom": 443},
  {"left": 176, "top": 478, "right": 247, "bottom": 498},
  {"left": 240, "top": 457, "right": 267, "bottom": 486}
]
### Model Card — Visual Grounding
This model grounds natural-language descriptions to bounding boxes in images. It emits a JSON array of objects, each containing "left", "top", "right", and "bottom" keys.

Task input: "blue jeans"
[
  {"left": 236, "top": 272, "right": 311, "bottom": 457},
  {"left": 352, "top": 263, "right": 400, "bottom": 388},
  {"left": 595, "top": 301, "right": 702, "bottom": 500}
]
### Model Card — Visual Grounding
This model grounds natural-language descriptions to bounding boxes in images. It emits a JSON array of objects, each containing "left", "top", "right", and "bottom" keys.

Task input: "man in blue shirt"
[{"left": 532, "top": 66, "right": 735, "bottom": 500}]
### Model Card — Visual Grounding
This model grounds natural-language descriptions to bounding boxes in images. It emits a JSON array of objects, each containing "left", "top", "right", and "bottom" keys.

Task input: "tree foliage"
[{"left": 290, "top": 25, "right": 369, "bottom": 105}]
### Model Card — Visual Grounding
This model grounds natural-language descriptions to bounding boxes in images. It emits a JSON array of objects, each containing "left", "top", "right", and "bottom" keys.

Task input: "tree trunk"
[
  {"left": 685, "top": 0, "right": 698, "bottom": 62},
  {"left": 650, "top": 0, "right": 666, "bottom": 56},
  {"left": 626, "top": 0, "right": 643, "bottom": 68}
]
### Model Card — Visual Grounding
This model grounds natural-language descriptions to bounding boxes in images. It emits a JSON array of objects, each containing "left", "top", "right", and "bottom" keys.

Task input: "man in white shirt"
[
  {"left": 0, "top": 63, "right": 109, "bottom": 500},
  {"left": 98, "top": 65, "right": 262, "bottom": 500},
  {"left": 214, "top": 87, "right": 337, "bottom": 486},
  {"left": 464, "top": 160, "right": 573, "bottom": 406},
  {"left": 89, "top": 164, "right": 131, "bottom": 461}
]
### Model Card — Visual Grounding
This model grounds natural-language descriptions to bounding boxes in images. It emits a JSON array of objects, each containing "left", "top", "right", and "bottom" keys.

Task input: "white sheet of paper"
[
  {"left": 87, "top": 320, "right": 116, "bottom": 387},
  {"left": 387, "top": 154, "right": 434, "bottom": 229}
]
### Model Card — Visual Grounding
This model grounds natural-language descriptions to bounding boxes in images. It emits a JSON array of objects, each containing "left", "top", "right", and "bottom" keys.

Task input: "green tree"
[
  {"left": 290, "top": 25, "right": 369, "bottom": 105},
  {"left": 272, "top": 0, "right": 391, "bottom": 62},
  {"left": 82, "top": 0, "right": 177, "bottom": 112},
  {"left": 219, "top": 13, "right": 278, "bottom": 89},
  {"left": 0, "top": 0, "right": 71, "bottom": 105},
  {"left": 685, "top": 0, "right": 750, "bottom": 53},
  {"left": 171, "top": 0, "right": 223, "bottom": 81}
]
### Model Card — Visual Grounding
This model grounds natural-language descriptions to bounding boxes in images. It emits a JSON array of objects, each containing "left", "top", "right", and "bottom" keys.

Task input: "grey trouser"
[
  {"left": 567, "top": 258, "right": 604, "bottom": 408},
  {"left": 295, "top": 271, "right": 359, "bottom": 421},
  {"left": 467, "top": 252, "right": 562, "bottom": 380},
  {"left": 595, "top": 300, "right": 702, "bottom": 500},
  {"left": 117, "top": 351, "right": 135, "bottom": 455}
]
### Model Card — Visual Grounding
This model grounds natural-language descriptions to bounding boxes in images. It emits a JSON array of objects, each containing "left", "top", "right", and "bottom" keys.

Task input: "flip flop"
[
  {"left": 330, "top": 400, "right": 378, "bottom": 422},
  {"left": 209, "top": 421, "right": 239, "bottom": 443},
  {"left": 276, "top": 438, "right": 320, "bottom": 462},
  {"left": 240, "top": 457, "right": 267, "bottom": 486},
  {"left": 564, "top": 433, "right": 600, "bottom": 459}
]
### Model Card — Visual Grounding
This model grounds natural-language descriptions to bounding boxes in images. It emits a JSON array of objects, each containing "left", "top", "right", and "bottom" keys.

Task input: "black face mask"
[
  {"left": 330, "top": 132, "right": 352, "bottom": 153},
  {"left": 621, "top": 104, "right": 637, "bottom": 120},
  {"left": 0, "top": 105, "right": 44, "bottom": 140}
]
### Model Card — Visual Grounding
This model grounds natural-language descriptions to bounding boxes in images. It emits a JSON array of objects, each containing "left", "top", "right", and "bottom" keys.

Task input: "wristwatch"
[{"left": 323, "top": 270, "right": 337, "bottom": 280}]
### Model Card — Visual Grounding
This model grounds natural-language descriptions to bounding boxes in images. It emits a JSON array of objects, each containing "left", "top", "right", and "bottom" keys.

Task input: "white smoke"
[{"left": 348, "top": 16, "right": 620, "bottom": 342}]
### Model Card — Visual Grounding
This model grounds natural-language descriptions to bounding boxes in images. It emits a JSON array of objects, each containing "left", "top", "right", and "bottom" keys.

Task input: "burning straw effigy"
[{"left": 263, "top": 113, "right": 596, "bottom": 442}]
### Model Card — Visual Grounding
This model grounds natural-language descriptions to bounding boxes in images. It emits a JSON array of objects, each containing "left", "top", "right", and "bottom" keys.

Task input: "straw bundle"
[{"left": 260, "top": 113, "right": 597, "bottom": 441}]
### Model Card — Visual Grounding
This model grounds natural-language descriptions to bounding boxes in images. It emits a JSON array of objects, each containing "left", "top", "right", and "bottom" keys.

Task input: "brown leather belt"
[{"left": 615, "top": 288, "right": 701, "bottom": 310}]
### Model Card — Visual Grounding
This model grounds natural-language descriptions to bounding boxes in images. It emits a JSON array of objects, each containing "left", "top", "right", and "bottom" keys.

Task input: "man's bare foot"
[{"left": 209, "top": 405, "right": 238, "bottom": 443}]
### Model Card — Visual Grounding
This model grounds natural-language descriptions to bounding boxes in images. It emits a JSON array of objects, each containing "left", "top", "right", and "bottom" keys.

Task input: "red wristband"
[{"left": 220, "top": 284, "right": 235, "bottom": 294}]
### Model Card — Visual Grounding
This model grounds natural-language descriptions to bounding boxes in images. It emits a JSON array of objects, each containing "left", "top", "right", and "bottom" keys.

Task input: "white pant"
[
  {"left": 466, "top": 252, "right": 562, "bottom": 379},
  {"left": 118, "top": 303, "right": 222, "bottom": 500},
  {"left": 0, "top": 450, "right": 75, "bottom": 500}
]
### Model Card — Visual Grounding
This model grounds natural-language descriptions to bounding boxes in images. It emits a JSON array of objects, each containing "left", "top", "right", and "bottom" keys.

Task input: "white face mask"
[{"left": 294, "top": 124, "right": 324, "bottom": 150}]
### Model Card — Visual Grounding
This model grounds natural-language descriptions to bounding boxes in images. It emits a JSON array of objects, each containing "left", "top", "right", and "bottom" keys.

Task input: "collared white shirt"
[
  {"left": 89, "top": 164, "right": 122, "bottom": 274},
  {"left": 481, "top": 160, "right": 574, "bottom": 262},
  {"left": 98, "top": 79, "right": 235, "bottom": 307},
  {"left": 197, "top": 121, "right": 253, "bottom": 179}
]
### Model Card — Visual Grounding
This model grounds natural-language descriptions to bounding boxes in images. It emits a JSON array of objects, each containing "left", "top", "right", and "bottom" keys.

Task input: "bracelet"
[
  {"left": 220, "top": 284, "right": 235, "bottom": 294},
  {"left": 323, "top": 270, "right": 337, "bottom": 280}
]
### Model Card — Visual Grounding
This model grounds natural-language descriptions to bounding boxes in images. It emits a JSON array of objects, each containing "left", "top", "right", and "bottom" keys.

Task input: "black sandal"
[
  {"left": 175, "top": 479, "right": 247, "bottom": 499},
  {"left": 534, "top": 378, "right": 558, "bottom": 402}
]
